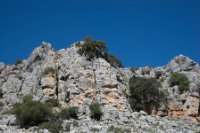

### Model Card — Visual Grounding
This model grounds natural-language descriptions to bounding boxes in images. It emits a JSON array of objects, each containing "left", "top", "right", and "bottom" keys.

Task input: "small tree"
[
  {"left": 129, "top": 77, "right": 163, "bottom": 114},
  {"left": 89, "top": 103, "right": 103, "bottom": 121},
  {"left": 78, "top": 38, "right": 108, "bottom": 61},
  {"left": 78, "top": 36, "right": 123, "bottom": 68},
  {"left": 169, "top": 72, "right": 189, "bottom": 93}
]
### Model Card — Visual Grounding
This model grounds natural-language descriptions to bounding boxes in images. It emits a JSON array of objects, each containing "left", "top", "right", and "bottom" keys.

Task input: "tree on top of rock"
[
  {"left": 78, "top": 36, "right": 123, "bottom": 68},
  {"left": 78, "top": 36, "right": 108, "bottom": 61}
]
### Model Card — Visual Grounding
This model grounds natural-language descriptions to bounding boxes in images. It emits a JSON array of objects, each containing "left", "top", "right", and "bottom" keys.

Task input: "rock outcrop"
[
  {"left": 129, "top": 55, "right": 200, "bottom": 122},
  {"left": 0, "top": 42, "right": 200, "bottom": 133}
]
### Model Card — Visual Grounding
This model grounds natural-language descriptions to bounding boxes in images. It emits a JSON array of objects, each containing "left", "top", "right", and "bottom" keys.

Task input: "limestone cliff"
[{"left": 0, "top": 42, "right": 200, "bottom": 133}]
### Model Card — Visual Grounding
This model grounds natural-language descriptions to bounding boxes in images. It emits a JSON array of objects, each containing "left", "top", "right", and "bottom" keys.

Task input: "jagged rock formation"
[{"left": 0, "top": 42, "right": 200, "bottom": 133}]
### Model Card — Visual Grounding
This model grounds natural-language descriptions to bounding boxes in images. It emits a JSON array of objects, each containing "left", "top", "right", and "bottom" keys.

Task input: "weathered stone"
[{"left": 0, "top": 42, "right": 200, "bottom": 133}]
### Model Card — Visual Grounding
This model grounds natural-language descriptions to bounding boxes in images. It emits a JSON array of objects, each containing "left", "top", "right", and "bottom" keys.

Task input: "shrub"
[
  {"left": 59, "top": 107, "right": 79, "bottom": 119},
  {"left": 106, "top": 54, "right": 123, "bottom": 68},
  {"left": 89, "top": 103, "right": 103, "bottom": 121},
  {"left": 39, "top": 120, "right": 62, "bottom": 133},
  {"left": 169, "top": 72, "right": 189, "bottom": 93},
  {"left": 129, "top": 77, "right": 163, "bottom": 114},
  {"left": 42, "top": 67, "right": 56, "bottom": 76},
  {"left": 15, "top": 60, "right": 22, "bottom": 66},
  {"left": 11, "top": 95, "right": 52, "bottom": 128},
  {"left": 22, "top": 94, "right": 33, "bottom": 103},
  {"left": 45, "top": 99, "right": 58, "bottom": 107}
]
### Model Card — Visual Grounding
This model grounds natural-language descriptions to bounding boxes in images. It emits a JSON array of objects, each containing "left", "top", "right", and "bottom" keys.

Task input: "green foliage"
[
  {"left": 11, "top": 95, "right": 52, "bottom": 128},
  {"left": 129, "top": 77, "right": 162, "bottom": 114},
  {"left": 45, "top": 99, "right": 58, "bottom": 107},
  {"left": 169, "top": 72, "right": 190, "bottom": 93},
  {"left": 42, "top": 67, "right": 56, "bottom": 76},
  {"left": 89, "top": 103, "right": 103, "bottom": 121},
  {"left": 39, "top": 120, "right": 62, "bottom": 133},
  {"left": 58, "top": 107, "right": 79, "bottom": 119},
  {"left": 22, "top": 94, "right": 33, "bottom": 103},
  {"left": 78, "top": 36, "right": 123, "bottom": 68},
  {"left": 78, "top": 38, "right": 108, "bottom": 61},
  {"left": 106, "top": 54, "right": 123, "bottom": 68}
]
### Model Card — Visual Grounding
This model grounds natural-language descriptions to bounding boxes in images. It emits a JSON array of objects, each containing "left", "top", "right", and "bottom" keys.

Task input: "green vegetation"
[
  {"left": 22, "top": 94, "right": 33, "bottom": 103},
  {"left": 78, "top": 36, "right": 123, "bottom": 68},
  {"left": 129, "top": 77, "right": 163, "bottom": 114},
  {"left": 89, "top": 103, "right": 103, "bottom": 121},
  {"left": 58, "top": 107, "right": 79, "bottom": 119},
  {"left": 9, "top": 94, "right": 80, "bottom": 131},
  {"left": 11, "top": 95, "right": 52, "bottom": 128},
  {"left": 39, "top": 120, "right": 62, "bottom": 133},
  {"left": 78, "top": 37, "right": 108, "bottom": 61},
  {"left": 42, "top": 67, "right": 56, "bottom": 76},
  {"left": 15, "top": 60, "right": 23, "bottom": 66},
  {"left": 45, "top": 99, "right": 58, "bottom": 107},
  {"left": 106, "top": 54, "right": 123, "bottom": 68},
  {"left": 169, "top": 72, "right": 190, "bottom": 93}
]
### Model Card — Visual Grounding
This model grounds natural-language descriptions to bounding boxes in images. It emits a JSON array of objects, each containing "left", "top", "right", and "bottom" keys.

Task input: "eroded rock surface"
[{"left": 0, "top": 42, "right": 200, "bottom": 132}]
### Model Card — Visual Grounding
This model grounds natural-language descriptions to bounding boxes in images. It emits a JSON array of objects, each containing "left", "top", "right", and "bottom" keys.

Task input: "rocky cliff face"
[
  {"left": 129, "top": 55, "right": 200, "bottom": 121},
  {"left": 0, "top": 42, "right": 200, "bottom": 133}
]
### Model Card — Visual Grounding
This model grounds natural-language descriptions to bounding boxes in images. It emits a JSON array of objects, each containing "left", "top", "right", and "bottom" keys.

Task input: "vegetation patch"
[
  {"left": 39, "top": 120, "right": 62, "bottom": 133},
  {"left": 58, "top": 106, "right": 79, "bottom": 119},
  {"left": 129, "top": 77, "right": 164, "bottom": 114},
  {"left": 89, "top": 103, "right": 103, "bottom": 121},
  {"left": 169, "top": 72, "right": 190, "bottom": 93},
  {"left": 78, "top": 36, "right": 123, "bottom": 68},
  {"left": 10, "top": 95, "right": 52, "bottom": 128},
  {"left": 42, "top": 67, "right": 56, "bottom": 76}
]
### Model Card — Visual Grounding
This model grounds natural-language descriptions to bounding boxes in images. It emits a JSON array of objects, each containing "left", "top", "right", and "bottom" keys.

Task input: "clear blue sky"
[{"left": 0, "top": 0, "right": 199, "bottom": 67}]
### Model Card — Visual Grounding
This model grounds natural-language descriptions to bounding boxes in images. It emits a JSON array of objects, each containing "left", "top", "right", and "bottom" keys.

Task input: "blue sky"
[{"left": 0, "top": 0, "right": 199, "bottom": 67}]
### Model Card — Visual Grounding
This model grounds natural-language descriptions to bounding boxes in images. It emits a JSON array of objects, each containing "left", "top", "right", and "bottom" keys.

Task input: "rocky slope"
[{"left": 0, "top": 42, "right": 200, "bottom": 133}]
